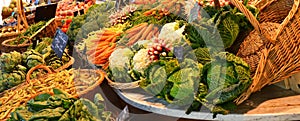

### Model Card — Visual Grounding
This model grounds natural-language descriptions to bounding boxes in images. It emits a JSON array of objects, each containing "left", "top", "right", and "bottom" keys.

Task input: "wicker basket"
[
  {"left": 29, "top": 18, "right": 58, "bottom": 40},
  {"left": 227, "top": 0, "right": 300, "bottom": 104},
  {"left": 0, "top": 36, "right": 32, "bottom": 53},
  {"left": 0, "top": 31, "right": 24, "bottom": 54},
  {"left": 0, "top": 18, "right": 58, "bottom": 53},
  {"left": 0, "top": 66, "right": 105, "bottom": 120},
  {"left": 255, "top": 0, "right": 294, "bottom": 23}
]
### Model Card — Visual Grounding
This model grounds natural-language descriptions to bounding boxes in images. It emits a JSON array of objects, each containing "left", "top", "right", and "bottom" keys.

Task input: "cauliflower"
[
  {"left": 132, "top": 49, "right": 151, "bottom": 74},
  {"left": 158, "top": 22, "right": 186, "bottom": 44},
  {"left": 109, "top": 48, "right": 134, "bottom": 69}
]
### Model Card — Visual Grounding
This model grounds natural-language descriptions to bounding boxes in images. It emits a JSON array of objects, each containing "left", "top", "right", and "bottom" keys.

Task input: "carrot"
[
  {"left": 98, "top": 48, "right": 115, "bottom": 59},
  {"left": 126, "top": 32, "right": 137, "bottom": 39},
  {"left": 89, "top": 45, "right": 110, "bottom": 58},
  {"left": 146, "top": 31, "right": 154, "bottom": 40},
  {"left": 86, "top": 49, "right": 96, "bottom": 55},
  {"left": 140, "top": 24, "right": 154, "bottom": 40},
  {"left": 127, "top": 26, "right": 146, "bottom": 46},
  {"left": 102, "top": 62, "right": 110, "bottom": 70},
  {"left": 95, "top": 35, "right": 110, "bottom": 41},
  {"left": 126, "top": 23, "right": 148, "bottom": 33},
  {"left": 105, "top": 35, "right": 115, "bottom": 42},
  {"left": 93, "top": 59, "right": 107, "bottom": 65},
  {"left": 143, "top": 10, "right": 154, "bottom": 16},
  {"left": 96, "top": 41, "right": 111, "bottom": 48},
  {"left": 100, "top": 30, "right": 116, "bottom": 36},
  {"left": 111, "top": 37, "right": 117, "bottom": 43},
  {"left": 154, "top": 31, "right": 159, "bottom": 37},
  {"left": 146, "top": 27, "right": 158, "bottom": 40}
]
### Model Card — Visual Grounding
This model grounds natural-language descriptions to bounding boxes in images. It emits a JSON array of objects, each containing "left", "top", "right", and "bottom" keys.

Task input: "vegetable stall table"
[{"left": 101, "top": 80, "right": 300, "bottom": 121}]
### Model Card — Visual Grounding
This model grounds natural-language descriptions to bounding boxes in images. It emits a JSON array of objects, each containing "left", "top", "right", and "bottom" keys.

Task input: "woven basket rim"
[{"left": 1, "top": 37, "right": 31, "bottom": 47}]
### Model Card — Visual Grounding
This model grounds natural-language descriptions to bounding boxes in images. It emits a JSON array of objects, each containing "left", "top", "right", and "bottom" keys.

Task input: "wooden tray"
[{"left": 113, "top": 85, "right": 300, "bottom": 120}]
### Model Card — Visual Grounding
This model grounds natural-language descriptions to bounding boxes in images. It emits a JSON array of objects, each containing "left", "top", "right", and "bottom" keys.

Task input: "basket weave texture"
[{"left": 229, "top": 0, "right": 300, "bottom": 104}]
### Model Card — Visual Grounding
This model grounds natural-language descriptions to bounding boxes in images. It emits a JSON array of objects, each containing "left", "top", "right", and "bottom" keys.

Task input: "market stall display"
[
  {"left": 0, "top": 0, "right": 299, "bottom": 120},
  {"left": 69, "top": 0, "right": 299, "bottom": 118},
  {"left": 1, "top": 18, "right": 57, "bottom": 53},
  {"left": 9, "top": 89, "right": 113, "bottom": 121},
  {"left": 1, "top": 0, "right": 31, "bottom": 20},
  {"left": 0, "top": 68, "right": 105, "bottom": 120}
]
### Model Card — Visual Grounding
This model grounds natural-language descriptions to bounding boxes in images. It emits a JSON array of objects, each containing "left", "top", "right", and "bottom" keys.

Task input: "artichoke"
[
  {"left": 22, "top": 49, "right": 45, "bottom": 69},
  {"left": 0, "top": 51, "right": 22, "bottom": 72}
]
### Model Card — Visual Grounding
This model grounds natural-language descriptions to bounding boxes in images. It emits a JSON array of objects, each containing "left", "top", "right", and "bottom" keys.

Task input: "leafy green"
[
  {"left": 67, "top": 1, "right": 115, "bottom": 42},
  {"left": 9, "top": 21, "right": 47, "bottom": 45},
  {"left": 9, "top": 90, "right": 112, "bottom": 121},
  {"left": 215, "top": 12, "right": 240, "bottom": 49},
  {"left": 193, "top": 48, "right": 212, "bottom": 65},
  {"left": 202, "top": 52, "right": 252, "bottom": 105}
]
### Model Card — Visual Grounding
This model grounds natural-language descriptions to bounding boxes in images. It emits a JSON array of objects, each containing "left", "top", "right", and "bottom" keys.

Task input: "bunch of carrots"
[
  {"left": 143, "top": 0, "right": 184, "bottom": 16},
  {"left": 125, "top": 23, "right": 160, "bottom": 46},
  {"left": 82, "top": 29, "right": 123, "bottom": 69}
]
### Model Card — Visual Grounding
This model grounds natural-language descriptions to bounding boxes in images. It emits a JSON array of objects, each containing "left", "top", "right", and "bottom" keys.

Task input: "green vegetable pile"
[
  {"left": 67, "top": 1, "right": 115, "bottom": 42},
  {"left": 107, "top": 18, "right": 253, "bottom": 117},
  {"left": 181, "top": 1, "right": 259, "bottom": 52},
  {"left": 9, "top": 21, "right": 47, "bottom": 45},
  {"left": 0, "top": 37, "right": 71, "bottom": 93},
  {"left": 0, "top": 51, "right": 27, "bottom": 92},
  {"left": 9, "top": 89, "right": 112, "bottom": 121}
]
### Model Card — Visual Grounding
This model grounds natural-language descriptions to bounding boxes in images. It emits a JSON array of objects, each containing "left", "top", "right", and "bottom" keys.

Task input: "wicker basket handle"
[
  {"left": 229, "top": 0, "right": 275, "bottom": 43},
  {"left": 26, "top": 65, "right": 53, "bottom": 83}
]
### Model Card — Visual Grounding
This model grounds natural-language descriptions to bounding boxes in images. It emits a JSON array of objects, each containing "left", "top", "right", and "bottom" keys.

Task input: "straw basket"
[
  {"left": 0, "top": 18, "right": 58, "bottom": 53},
  {"left": 227, "top": 0, "right": 300, "bottom": 104}
]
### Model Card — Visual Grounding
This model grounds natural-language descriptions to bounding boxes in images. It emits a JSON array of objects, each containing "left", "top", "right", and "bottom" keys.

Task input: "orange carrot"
[
  {"left": 105, "top": 35, "right": 115, "bottom": 42},
  {"left": 98, "top": 48, "right": 115, "bottom": 59},
  {"left": 100, "top": 30, "right": 116, "bottom": 36},
  {"left": 146, "top": 31, "right": 154, "bottom": 40},
  {"left": 89, "top": 46, "right": 109, "bottom": 58},
  {"left": 127, "top": 26, "right": 147, "bottom": 46},
  {"left": 143, "top": 10, "right": 154, "bottom": 16},
  {"left": 126, "top": 32, "right": 137, "bottom": 39},
  {"left": 111, "top": 37, "right": 117, "bottom": 43},
  {"left": 140, "top": 24, "right": 154, "bottom": 40},
  {"left": 93, "top": 49, "right": 114, "bottom": 64},
  {"left": 102, "top": 62, "right": 110, "bottom": 70},
  {"left": 126, "top": 23, "right": 148, "bottom": 33},
  {"left": 154, "top": 31, "right": 159, "bottom": 37},
  {"left": 96, "top": 41, "right": 111, "bottom": 48},
  {"left": 93, "top": 59, "right": 107, "bottom": 65}
]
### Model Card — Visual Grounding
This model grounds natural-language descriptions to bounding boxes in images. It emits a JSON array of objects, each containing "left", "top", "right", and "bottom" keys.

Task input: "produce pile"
[
  {"left": 67, "top": 2, "right": 115, "bottom": 42},
  {"left": 55, "top": 0, "right": 94, "bottom": 20},
  {"left": 8, "top": 21, "right": 47, "bottom": 45},
  {"left": 0, "top": 38, "right": 72, "bottom": 93},
  {"left": 0, "top": 25, "right": 25, "bottom": 35},
  {"left": 8, "top": 89, "right": 112, "bottom": 121},
  {"left": 0, "top": 69, "right": 105, "bottom": 120},
  {"left": 1, "top": 0, "right": 30, "bottom": 17},
  {"left": 71, "top": 0, "right": 259, "bottom": 116},
  {"left": 56, "top": 0, "right": 95, "bottom": 33}
]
